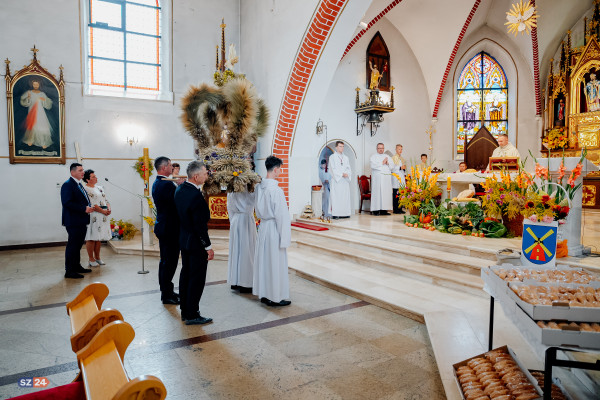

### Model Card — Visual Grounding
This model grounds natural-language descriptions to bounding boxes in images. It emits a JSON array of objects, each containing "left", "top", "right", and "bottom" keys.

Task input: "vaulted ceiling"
[{"left": 351, "top": 0, "right": 594, "bottom": 114}]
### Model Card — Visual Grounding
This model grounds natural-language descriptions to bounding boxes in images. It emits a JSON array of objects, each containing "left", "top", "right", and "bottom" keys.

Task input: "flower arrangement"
[
  {"left": 213, "top": 70, "right": 245, "bottom": 87},
  {"left": 132, "top": 157, "right": 154, "bottom": 180},
  {"left": 542, "top": 127, "right": 568, "bottom": 150},
  {"left": 522, "top": 192, "right": 569, "bottom": 224},
  {"left": 110, "top": 219, "right": 138, "bottom": 240},
  {"left": 394, "top": 166, "right": 441, "bottom": 212},
  {"left": 480, "top": 170, "right": 527, "bottom": 220}
]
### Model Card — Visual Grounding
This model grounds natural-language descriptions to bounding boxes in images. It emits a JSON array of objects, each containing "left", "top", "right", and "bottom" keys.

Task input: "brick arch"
[{"left": 272, "top": 0, "right": 349, "bottom": 199}]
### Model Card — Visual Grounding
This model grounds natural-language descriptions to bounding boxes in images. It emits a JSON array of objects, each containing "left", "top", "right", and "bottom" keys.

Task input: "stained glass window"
[
  {"left": 87, "top": 0, "right": 161, "bottom": 93},
  {"left": 456, "top": 52, "right": 508, "bottom": 154}
]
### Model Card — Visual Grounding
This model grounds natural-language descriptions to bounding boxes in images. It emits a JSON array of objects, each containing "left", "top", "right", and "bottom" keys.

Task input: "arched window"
[
  {"left": 85, "top": 0, "right": 163, "bottom": 96},
  {"left": 456, "top": 52, "right": 508, "bottom": 154}
]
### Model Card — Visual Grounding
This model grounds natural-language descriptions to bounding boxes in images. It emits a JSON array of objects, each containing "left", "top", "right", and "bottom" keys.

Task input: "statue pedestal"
[
  {"left": 311, "top": 189, "right": 323, "bottom": 218},
  {"left": 536, "top": 157, "right": 599, "bottom": 256}
]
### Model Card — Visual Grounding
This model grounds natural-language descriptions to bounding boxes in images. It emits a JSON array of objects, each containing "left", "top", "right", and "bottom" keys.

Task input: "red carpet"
[
  {"left": 9, "top": 381, "right": 85, "bottom": 400},
  {"left": 291, "top": 221, "right": 329, "bottom": 231}
]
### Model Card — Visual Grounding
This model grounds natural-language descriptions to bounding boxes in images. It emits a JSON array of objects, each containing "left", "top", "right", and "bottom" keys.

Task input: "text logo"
[{"left": 18, "top": 377, "right": 49, "bottom": 388}]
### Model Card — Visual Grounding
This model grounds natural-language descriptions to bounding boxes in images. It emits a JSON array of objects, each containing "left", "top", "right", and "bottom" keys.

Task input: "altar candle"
[{"left": 447, "top": 176, "right": 451, "bottom": 191}]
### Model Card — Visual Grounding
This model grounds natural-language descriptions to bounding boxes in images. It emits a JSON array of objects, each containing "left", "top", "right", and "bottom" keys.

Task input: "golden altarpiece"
[{"left": 545, "top": 7, "right": 600, "bottom": 209}]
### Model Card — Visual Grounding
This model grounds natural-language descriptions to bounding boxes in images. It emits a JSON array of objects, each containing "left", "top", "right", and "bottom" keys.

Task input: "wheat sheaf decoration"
[
  {"left": 181, "top": 78, "right": 269, "bottom": 195},
  {"left": 505, "top": 0, "right": 538, "bottom": 36}
]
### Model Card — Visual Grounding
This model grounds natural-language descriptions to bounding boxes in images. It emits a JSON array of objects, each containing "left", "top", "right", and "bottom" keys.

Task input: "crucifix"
[
  {"left": 31, "top": 45, "right": 39, "bottom": 61},
  {"left": 426, "top": 123, "right": 436, "bottom": 159}
]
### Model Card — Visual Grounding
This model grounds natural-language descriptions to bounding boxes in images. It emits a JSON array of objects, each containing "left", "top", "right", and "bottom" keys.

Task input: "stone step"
[
  {"left": 293, "top": 227, "right": 489, "bottom": 276},
  {"left": 294, "top": 218, "right": 509, "bottom": 262},
  {"left": 287, "top": 247, "right": 484, "bottom": 322},
  {"left": 289, "top": 238, "right": 486, "bottom": 298}
]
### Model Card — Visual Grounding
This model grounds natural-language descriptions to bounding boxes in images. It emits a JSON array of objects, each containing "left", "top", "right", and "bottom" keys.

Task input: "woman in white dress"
[
  {"left": 83, "top": 169, "right": 112, "bottom": 267},
  {"left": 20, "top": 78, "right": 53, "bottom": 148}
]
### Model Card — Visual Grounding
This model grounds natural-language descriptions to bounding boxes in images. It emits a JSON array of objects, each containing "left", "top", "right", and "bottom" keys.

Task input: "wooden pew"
[
  {"left": 76, "top": 320, "right": 167, "bottom": 400},
  {"left": 66, "top": 282, "right": 123, "bottom": 352}
]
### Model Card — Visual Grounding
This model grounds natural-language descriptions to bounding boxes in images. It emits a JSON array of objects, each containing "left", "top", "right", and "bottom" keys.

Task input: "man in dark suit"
[
  {"left": 174, "top": 161, "right": 214, "bottom": 325},
  {"left": 61, "top": 163, "right": 94, "bottom": 279},
  {"left": 152, "top": 156, "right": 181, "bottom": 305}
]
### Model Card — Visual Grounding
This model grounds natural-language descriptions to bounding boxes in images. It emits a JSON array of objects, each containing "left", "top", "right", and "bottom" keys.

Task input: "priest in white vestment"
[
  {"left": 370, "top": 143, "right": 393, "bottom": 216},
  {"left": 319, "top": 159, "right": 331, "bottom": 218},
  {"left": 253, "top": 156, "right": 292, "bottom": 307},
  {"left": 391, "top": 144, "right": 406, "bottom": 214},
  {"left": 328, "top": 141, "right": 352, "bottom": 219},
  {"left": 227, "top": 191, "right": 256, "bottom": 293},
  {"left": 487, "top": 134, "right": 520, "bottom": 171},
  {"left": 491, "top": 134, "right": 520, "bottom": 158}
]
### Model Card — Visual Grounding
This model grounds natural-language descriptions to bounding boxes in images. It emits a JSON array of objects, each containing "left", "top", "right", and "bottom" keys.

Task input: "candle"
[
  {"left": 143, "top": 148, "right": 150, "bottom": 196},
  {"left": 447, "top": 176, "right": 451, "bottom": 191}
]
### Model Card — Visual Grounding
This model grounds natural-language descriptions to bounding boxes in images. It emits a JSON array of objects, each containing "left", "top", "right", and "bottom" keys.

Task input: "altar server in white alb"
[
  {"left": 328, "top": 141, "right": 352, "bottom": 219},
  {"left": 253, "top": 156, "right": 292, "bottom": 307},
  {"left": 227, "top": 191, "right": 256, "bottom": 294},
  {"left": 370, "top": 143, "right": 393, "bottom": 215}
]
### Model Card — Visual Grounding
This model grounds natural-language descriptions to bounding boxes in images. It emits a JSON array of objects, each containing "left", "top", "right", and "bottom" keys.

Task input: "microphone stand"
[{"left": 105, "top": 178, "right": 149, "bottom": 274}]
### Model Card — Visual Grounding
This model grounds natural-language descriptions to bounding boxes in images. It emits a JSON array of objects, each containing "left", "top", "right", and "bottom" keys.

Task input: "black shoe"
[
  {"left": 76, "top": 266, "right": 92, "bottom": 273},
  {"left": 185, "top": 316, "right": 213, "bottom": 325},
  {"left": 261, "top": 297, "right": 292, "bottom": 307},
  {"left": 231, "top": 285, "right": 240, "bottom": 291},
  {"left": 371, "top": 211, "right": 380, "bottom": 216},
  {"left": 239, "top": 286, "right": 252, "bottom": 294},
  {"left": 65, "top": 271, "right": 84, "bottom": 279},
  {"left": 162, "top": 297, "right": 180, "bottom": 305},
  {"left": 332, "top": 216, "right": 340, "bottom": 220},
  {"left": 380, "top": 211, "right": 390, "bottom": 216}
]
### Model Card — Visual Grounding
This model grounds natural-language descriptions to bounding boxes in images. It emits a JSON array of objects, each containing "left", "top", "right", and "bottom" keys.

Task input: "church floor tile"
[{"left": 0, "top": 246, "right": 444, "bottom": 399}]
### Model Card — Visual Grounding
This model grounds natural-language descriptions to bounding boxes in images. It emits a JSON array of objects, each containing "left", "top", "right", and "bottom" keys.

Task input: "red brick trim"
[
  {"left": 530, "top": 0, "right": 541, "bottom": 115},
  {"left": 340, "top": 0, "right": 404, "bottom": 60},
  {"left": 432, "top": 0, "right": 482, "bottom": 118},
  {"left": 272, "top": 0, "right": 348, "bottom": 199}
]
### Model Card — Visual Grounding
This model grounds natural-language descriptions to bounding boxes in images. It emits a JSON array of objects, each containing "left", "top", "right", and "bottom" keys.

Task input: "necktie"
[{"left": 79, "top": 183, "right": 91, "bottom": 206}]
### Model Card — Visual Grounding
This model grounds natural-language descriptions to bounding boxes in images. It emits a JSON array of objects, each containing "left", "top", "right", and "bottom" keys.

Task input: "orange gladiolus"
[
  {"left": 557, "top": 162, "right": 566, "bottom": 181},
  {"left": 535, "top": 163, "right": 548, "bottom": 180}
]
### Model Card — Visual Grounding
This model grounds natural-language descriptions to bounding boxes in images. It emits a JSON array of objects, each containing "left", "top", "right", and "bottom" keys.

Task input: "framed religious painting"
[{"left": 5, "top": 47, "right": 66, "bottom": 164}]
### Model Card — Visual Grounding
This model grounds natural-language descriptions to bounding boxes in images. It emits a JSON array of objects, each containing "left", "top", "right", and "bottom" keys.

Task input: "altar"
[{"left": 439, "top": 172, "right": 518, "bottom": 200}]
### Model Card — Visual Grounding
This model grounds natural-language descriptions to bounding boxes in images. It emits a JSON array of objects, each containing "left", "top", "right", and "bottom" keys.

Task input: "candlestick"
[{"left": 143, "top": 148, "right": 150, "bottom": 196}]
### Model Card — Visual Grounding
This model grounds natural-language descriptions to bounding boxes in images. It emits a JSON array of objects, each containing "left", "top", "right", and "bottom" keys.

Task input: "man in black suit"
[
  {"left": 152, "top": 156, "right": 181, "bottom": 305},
  {"left": 174, "top": 161, "right": 214, "bottom": 325},
  {"left": 61, "top": 163, "right": 94, "bottom": 279}
]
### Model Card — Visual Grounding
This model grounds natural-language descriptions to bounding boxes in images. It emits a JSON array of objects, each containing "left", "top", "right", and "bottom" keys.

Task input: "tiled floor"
[{"left": 0, "top": 246, "right": 445, "bottom": 399}]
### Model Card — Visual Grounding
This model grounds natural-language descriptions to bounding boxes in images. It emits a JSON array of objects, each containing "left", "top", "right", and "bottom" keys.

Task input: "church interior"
[{"left": 1, "top": 0, "right": 600, "bottom": 399}]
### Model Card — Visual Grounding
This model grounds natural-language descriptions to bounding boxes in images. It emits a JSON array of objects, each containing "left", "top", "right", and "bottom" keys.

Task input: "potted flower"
[
  {"left": 480, "top": 170, "right": 527, "bottom": 236},
  {"left": 542, "top": 127, "right": 568, "bottom": 150}
]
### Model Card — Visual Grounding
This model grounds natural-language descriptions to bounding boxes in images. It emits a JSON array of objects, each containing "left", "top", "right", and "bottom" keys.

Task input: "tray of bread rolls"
[
  {"left": 528, "top": 371, "right": 569, "bottom": 400},
  {"left": 511, "top": 297, "right": 600, "bottom": 349},
  {"left": 507, "top": 282, "right": 600, "bottom": 322},
  {"left": 453, "top": 345, "right": 543, "bottom": 400},
  {"left": 482, "top": 264, "right": 600, "bottom": 299}
]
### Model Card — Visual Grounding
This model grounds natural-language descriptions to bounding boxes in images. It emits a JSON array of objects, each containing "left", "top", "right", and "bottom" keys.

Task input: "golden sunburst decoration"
[{"left": 505, "top": 0, "right": 538, "bottom": 36}]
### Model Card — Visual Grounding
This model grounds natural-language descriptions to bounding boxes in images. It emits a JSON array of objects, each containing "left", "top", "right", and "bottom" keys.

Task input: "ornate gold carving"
[{"left": 583, "top": 185, "right": 597, "bottom": 206}]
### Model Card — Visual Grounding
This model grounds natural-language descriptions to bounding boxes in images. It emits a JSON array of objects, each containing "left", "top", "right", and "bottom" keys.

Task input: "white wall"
[
  {"left": 306, "top": 17, "right": 431, "bottom": 213},
  {"left": 0, "top": 0, "right": 240, "bottom": 245}
]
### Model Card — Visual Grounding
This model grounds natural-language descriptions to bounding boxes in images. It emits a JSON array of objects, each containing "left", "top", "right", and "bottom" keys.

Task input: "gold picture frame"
[{"left": 5, "top": 46, "right": 66, "bottom": 164}]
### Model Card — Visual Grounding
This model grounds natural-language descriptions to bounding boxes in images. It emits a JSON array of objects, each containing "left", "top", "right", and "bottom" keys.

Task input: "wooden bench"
[
  {"left": 76, "top": 320, "right": 166, "bottom": 400},
  {"left": 66, "top": 283, "right": 123, "bottom": 352}
]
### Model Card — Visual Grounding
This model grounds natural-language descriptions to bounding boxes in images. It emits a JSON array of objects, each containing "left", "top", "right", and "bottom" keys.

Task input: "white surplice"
[
  {"left": 328, "top": 152, "right": 352, "bottom": 217},
  {"left": 370, "top": 153, "right": 393, "bottom": 210},
  {"left": 253, "top": 178, "right": 291, "bottom": 302},
  {"left": 319, "top": 166, "right": 331, "bottom": 217},
  {"left": 227, "top": 191, "right": 257, "bottom": 288},
  {"left": 492, "top": 142, "right": 520, "bottom": 158}
]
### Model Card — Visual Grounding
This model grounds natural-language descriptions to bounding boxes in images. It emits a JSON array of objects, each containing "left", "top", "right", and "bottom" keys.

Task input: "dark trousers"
[
  {"left": 157, "top": 235, "right": 180, "bottom": 297},
  {"left": 179, "top": 248, "right": 208, "bottom": 320},
  {"left": 65, "top": 225, "right": 87, "bottom": 272},
  {"left": 392, "top": 189, "right": 400, "bottom": 214}
]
